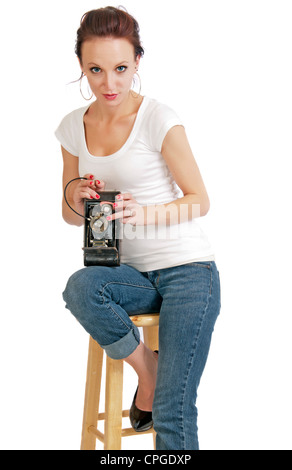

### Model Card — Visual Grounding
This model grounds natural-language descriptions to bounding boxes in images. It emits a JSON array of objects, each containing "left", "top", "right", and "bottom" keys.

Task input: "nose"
[{"left": 104, "top": 72, "right": 116, "bottom": 92}]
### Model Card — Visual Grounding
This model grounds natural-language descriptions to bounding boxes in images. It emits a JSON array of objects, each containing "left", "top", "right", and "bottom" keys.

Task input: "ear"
[
  {"left": 77, "top": 57, "right": 84, "bottom": 75},
  {"left": 135, "top": 55, "right": 141, "bottom": 71}
]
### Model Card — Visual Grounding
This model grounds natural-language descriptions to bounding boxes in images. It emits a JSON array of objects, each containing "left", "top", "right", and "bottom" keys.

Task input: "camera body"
[{"left": 83, "top": 191, "right": 121, "bottom": 267}]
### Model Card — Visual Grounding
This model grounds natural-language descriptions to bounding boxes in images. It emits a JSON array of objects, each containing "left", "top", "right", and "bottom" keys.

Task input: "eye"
[
  {"left": 90, "top": 67, "right": 101, "bottom": 74},
  {"left": 116, "top": 65, "right": 127, "bottom": 72}
]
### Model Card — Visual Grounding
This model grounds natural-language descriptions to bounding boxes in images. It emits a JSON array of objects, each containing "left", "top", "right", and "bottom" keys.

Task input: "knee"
[{"left": 62, "top": 268, "right": 92, "bottom": 314}]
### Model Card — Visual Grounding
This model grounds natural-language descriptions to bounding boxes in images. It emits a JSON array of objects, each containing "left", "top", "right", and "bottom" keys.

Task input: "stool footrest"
[
  {"left": 122, "top": 427, "right": 154, "bottom": 438},
  {"left": 98, "top": 409, "right": 129, "bottom": 420},
  {"left": 88, "top": 424, "right": 154, "bottom": 442},
  {"left": 88, "top": 425, "right": 104, "bottom": 443}
]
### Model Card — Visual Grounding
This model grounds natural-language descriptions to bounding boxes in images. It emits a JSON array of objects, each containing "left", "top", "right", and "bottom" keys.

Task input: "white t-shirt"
[{"left": 55, "top": 96, "right": 215, "bottom": 271}]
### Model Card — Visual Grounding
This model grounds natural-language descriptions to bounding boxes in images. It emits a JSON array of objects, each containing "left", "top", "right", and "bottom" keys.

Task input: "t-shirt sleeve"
[
  {"left": 55, "top": 111, "right": 79, "bottom": 156},
  {"left": 148, "top": 102, "right": 184, "bottom": 152}
]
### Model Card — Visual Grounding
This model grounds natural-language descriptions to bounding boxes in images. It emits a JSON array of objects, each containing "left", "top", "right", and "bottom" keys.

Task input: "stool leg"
[
  {"left": 143, "top": 325, "right": 159, "bottom": 351},
  {"left": 143, "top": 325, "right": 159, "bottom": 450},
  {"left": 81, "top": 337, "right": 104, "bottom": 450},
  {"left": 104, "top": 356, "right": 124, "bottom": 450}
]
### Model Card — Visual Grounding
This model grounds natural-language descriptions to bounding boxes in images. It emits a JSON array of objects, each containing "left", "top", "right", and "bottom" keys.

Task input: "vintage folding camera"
[{"left": 83, "top": 191, "right": 121, "bottom": 267}]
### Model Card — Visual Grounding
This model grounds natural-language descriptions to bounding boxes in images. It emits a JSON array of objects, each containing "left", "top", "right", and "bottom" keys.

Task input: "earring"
[
  {"left": 80, "top": 74, "right": 93, "bottom": 101},
  {"left": 131, "top": 71, "right": 142, "bottom": 97}
]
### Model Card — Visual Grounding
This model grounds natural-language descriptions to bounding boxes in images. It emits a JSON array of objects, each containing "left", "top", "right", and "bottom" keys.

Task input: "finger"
[
  {"left": 94, "top": 179, "right": 106, "bottom": 190},
  {"left": 111, "top": 198, "right": 131, "bottom": 210},
  {"left": 79, "top": 178, "right": 96, "bottom": 189},
  {"left": 116, "top": 193, "right": 133, "bottom": 201},
  {"left": 107, "top": 211, "right": 122, "bottom": 221},
  {"left": 100, "top": 200, "right": 114, "bottom": 206},
  {"left": 100, "top": 201, "right": 124, "bottom": 217},
  {"left": 79, "top": 190, "right": 100, "bottom": 200},
  {"left": 107, "top": 207, "right": 134, "bottom": 222},
  {"left": 81, "top": 175, "right": 105, "bottom": 190},
  {"left": 113, "top": 201, "right": 123, "bottom": 210},
  {"left": 83, "top": 173, "right": 95, "bottom": 180},
  {"left": 78, "top": 179, "right": 102, "bottom": 199},
  {"left": 77, "top": 182, "right": 100, "bottom": 199}
]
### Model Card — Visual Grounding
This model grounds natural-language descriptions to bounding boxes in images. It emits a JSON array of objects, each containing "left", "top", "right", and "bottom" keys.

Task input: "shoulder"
[
  {"left": 57, "top": 105, "right": 90, "bottom": 129},
  {"left": 144, "top": 96, "right": 180, "bottom": 121},
  {"left": 142, "top": 97, "right": 183, "bottom": 151},
  {"left": 55, "top": 105, "right": 89, "bottom": 156}
]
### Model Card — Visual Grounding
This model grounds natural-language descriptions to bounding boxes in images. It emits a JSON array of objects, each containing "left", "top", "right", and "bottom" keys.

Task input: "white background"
[{"left": 0, "top": 0, "right": 291, "bottom": 450}]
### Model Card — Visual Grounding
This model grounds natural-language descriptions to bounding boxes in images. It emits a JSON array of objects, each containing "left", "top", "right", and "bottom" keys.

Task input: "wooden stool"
[{"left": 80, "top": 313, "right": 159, "bottom": 450}]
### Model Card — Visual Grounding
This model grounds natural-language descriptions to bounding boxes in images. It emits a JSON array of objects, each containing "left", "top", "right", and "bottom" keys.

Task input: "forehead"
[{"left": 81, "top": 37, "right": 135, "bottom": 65}]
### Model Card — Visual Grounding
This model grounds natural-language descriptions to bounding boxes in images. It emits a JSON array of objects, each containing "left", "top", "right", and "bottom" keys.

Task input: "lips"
[{"left": 103, "top": 94, "right": 118, "bottom": 100}]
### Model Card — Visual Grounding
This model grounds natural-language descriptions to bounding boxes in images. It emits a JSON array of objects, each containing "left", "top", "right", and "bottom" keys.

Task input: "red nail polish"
[
  {"left": 90, "top": 175, "right": 94, "bottom": 179},
  {"left": 96, "top": 194, "right": 100, "bottom": 199},
  {"left": 106, "top": 216, "right": 111, "bottom": 220},
  {"left": 113, "top": 202, "right": 118, "bottom": 207},
  {"left": 96, "top": 180, "right": 100, "bottom": 184},
  {"left": 90, "top": 181, "right": 93, "bottom": 185}
]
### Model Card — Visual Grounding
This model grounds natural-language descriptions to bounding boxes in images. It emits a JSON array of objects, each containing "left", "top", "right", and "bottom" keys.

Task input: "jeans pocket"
[{"left": 188, "top": 262, "right": 211, "bottom": 269}]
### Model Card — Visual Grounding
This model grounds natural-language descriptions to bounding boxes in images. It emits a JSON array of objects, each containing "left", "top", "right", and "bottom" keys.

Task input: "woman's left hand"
[{"left": 103, "top": 193, "right": 146, "bottom": 226}]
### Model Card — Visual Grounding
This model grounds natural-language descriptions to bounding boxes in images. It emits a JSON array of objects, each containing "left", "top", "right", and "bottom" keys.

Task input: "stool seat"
[
  {"left": 80, "top": 313, "right": 159, "bottom": 450},
  {"left": 130, "top": 313, "right": 159, "bottom": 327}
]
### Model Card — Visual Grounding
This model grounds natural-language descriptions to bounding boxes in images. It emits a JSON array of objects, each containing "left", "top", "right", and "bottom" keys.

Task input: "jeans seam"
[
  {"left": 102, "top": 281, "right": 157, "bottom": 292},
  {"left": 99, "top": 282, "right": 157, "bottom": 332},
  {"left": 82, "top": 280, "right": 128, "bottom": 340},
  {"left": 180, "top": 268, "right": 213, "bottom": 449}
]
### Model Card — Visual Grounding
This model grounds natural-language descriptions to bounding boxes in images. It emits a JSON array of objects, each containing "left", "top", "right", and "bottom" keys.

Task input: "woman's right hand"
[
  {"left": 72, "top": 174, "right": 106, "bottom": 208},
  {"left": 64, "top": 174, "right": 106, "bottom": 225}
]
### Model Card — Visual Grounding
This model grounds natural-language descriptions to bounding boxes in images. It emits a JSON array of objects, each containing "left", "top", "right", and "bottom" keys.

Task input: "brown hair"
[{"left": 75, "top": 6, "right": 144, "bottom": 64}]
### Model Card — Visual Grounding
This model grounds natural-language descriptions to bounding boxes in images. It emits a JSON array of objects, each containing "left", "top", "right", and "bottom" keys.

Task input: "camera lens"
[
  {"left": 90, "top": 216, "right": 109, "bottom": 239},
  {"left": 102, "top": 204, "right": 112, "bottom": 214}
]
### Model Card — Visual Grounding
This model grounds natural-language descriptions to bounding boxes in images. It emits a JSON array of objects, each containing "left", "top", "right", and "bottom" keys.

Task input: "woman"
[{"left": 55, "top": 6, "right": 221, "bottom": 450}]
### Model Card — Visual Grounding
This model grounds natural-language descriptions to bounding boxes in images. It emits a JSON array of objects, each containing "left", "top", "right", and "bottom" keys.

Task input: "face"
[{"left": 80, "top": 37, "right": 140, "bottom": 105}]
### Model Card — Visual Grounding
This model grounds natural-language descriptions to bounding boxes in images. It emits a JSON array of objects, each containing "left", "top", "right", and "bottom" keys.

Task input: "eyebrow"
[{"left": 88, "top": 61, "right": 130, "bottom": 67}]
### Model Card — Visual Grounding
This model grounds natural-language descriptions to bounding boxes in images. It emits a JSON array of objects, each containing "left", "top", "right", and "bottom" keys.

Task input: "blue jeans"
[{"left": 63, "top": 261, "right": 221, "bottom": 450}]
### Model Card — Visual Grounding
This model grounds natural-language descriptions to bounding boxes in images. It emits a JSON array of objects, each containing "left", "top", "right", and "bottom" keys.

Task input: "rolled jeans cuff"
[{"left": 101, "top": 325, "right": 140, "bottom": 360}]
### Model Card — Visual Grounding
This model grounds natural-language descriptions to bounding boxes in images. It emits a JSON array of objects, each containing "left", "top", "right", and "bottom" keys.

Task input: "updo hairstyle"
[{"left": 75, "top": 6, "right": 144, "bottom": 64}]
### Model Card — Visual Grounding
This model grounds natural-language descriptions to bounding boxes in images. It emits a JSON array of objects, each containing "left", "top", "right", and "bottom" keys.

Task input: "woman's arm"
[
  {"left": 61, "top": 146, "right": 104, "bottom": 226},
  {"left": 163, "top": 126, "right": 210, "bottom": 214},
  {"left": 146, "top": 125, "right": 210, "bottom": 225}
]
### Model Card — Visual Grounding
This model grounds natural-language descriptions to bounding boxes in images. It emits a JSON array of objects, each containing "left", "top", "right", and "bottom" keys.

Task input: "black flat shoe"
[
  {"left": 129, "top": 387, "right": 153, "bottom": 432},
  {"left": 129, "top": 350, "right": 158, "bottom": 433}
]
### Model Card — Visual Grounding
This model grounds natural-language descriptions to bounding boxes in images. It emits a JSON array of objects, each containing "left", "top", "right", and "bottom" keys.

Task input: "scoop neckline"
[{"left": 82, "top": 95, "right": 149, "bottom": 161}]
